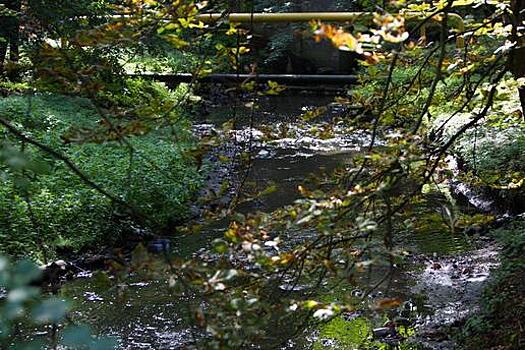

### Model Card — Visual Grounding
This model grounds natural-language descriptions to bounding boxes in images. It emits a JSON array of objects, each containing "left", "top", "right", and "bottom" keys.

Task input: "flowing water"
[{"left": 55, "top": 93, "right": 498, "bottom": 349}]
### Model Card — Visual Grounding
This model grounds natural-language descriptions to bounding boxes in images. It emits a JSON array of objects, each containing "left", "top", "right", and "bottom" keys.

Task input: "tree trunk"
[
  {"left": 0, "top": 0, "right": 21, "bottom": 73},
  {"left": 510, "top": 0, "right": 525, "bottom": 115},
  {"left": 519, "top": 87, "right": 525, "bottom": 117}
]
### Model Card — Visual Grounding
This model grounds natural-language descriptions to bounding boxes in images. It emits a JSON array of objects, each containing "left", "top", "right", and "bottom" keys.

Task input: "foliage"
[
  {"left": 437, "top": 77, "right": 525, "bottom": 188},
  {"left": 314, "top": 317, "right": 372, "bottom": 349},
  {"left": 0, "top": 86, "right": 201, "bottom": 259},
  {"left": 0, "top": 254, "right": 117, "bottom": 349},
  {"left": 461, "top": 218, "right": 525, "bottom": 349},
  {"left": 26, "top": 0, "right": 110, "bottom": 39},
  {"left": 313, "top": 316, "right": 419, "bottom": 350},
  {"left": 123, "top": 50, "right": 200, "bottom": 74},
  {"left": 1, "top": 0, "right": 525, "bottom": 347}
]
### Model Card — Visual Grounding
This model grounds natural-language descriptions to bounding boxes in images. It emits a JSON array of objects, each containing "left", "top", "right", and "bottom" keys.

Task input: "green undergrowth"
[
  {"left": 0, "top": 82, "right": 202, "bottom": 261},
  {"left": 433, "top": 76, "right": 525, "bottom": 190},
  {"left": 310, "top": 280, "right": 420, "bottom": 350},
  {"left": 351, "top": 48, "right": 465, "bottom": 127},
  {"left": 123, "top": 51, "right": 200, "bottom": 74},
  {"left": 313, "top": 316, "right": 419, "bottom": 350},
  {"left": 313, "top": 317, "right": 372, "bottom": 350},
  {"left": 460, "top": 217, "right": 525, "bottom": 350}
]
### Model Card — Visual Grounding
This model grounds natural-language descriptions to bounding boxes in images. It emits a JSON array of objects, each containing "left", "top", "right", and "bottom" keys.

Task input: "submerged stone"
[
  {"left": 147, "top": 239, "right": 171, "bottom": 253},
  {"left": 372, "top": 326, "right": 396, "bottom": 338}
]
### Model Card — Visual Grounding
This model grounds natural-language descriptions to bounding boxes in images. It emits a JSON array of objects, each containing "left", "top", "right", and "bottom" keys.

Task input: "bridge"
[{"left": 133, "top": 12, "right": 465, "bottom": 86}]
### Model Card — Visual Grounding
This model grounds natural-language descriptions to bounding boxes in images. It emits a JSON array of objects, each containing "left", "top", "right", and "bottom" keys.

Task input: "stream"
[{"left": 52, "top": 93, "right": 499, "bottom": 349}]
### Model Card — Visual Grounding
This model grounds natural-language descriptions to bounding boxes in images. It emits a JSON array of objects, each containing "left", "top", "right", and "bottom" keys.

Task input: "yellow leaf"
[
  {"left": 304, "top": 300, "right": 319, "bottom": 309},
  {"left": 375, "top": 298, "right": 403, "bottom": 309},
  {"left": 163, "top": 34, "right": 188, "bottom": 48}
]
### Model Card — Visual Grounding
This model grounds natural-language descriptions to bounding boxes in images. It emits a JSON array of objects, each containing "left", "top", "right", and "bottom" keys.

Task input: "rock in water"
[
  {"left": 147, "top": 239, "right": 171, "bottom": 253},
  {"left": 372, "top": 326, "right": 396, "bottom": 338}
]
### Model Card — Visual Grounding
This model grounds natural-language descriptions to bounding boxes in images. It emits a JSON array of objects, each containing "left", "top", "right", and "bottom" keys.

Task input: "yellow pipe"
[
  {"left": 196, "top": 12, "right": 373, "bottom": 23},
  {"left": 196, "top": 12, "right": 464, "bottom": 48}
]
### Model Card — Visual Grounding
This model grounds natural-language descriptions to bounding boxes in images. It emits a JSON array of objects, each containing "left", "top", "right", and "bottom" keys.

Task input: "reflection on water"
[{"left": 63, "top": 278, "right": 197, "bottom": 349}]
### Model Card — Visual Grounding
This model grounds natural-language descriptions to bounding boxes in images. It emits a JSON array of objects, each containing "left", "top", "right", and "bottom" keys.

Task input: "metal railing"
[{"left": 195, "top": 12, "right": 465, "bottom": 48}]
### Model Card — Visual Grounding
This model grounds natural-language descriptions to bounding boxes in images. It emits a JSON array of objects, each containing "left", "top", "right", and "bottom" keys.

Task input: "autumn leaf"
[{"left": 375, "top": 298, "right": 403, "bottom": 309}]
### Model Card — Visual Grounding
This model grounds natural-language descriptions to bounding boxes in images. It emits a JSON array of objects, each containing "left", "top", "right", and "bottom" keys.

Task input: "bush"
[
  {"left": 434, "top": 76, "right": 525, "bottom": 188},
  {"left": 0, "top": 82, "right": 201, "bottom": 260}
]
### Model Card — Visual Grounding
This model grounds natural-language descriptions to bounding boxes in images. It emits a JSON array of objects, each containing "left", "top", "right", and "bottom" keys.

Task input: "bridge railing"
[
  {"left": 195, "top": 12, "right": 465, "bottom": 49},
  {"left": 104, "top": 11, "right": 465, "bottom": 85},
  {"left": 69, "top": 11, "right": 465, "bottom": 49}
]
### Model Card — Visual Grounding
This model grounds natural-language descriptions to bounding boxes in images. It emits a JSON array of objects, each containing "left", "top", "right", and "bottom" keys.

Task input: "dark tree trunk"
[
  {"left": 510, "top": 0, "right": 525, "bottom": 115},
  {"left": 0, "top": 0, "right": 21, "bottom": 72},
  {"left": 519, "top": 86, "right": 525, "bottom": 119}
]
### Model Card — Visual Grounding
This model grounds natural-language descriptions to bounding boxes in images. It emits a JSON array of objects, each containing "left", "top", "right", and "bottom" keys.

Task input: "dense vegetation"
[
  {"left": 0, "top": 86, "right": 201, "bottom": 259},
  {"left": 1, "top": 0, "right": 524, "bottom": 349},
  {"left": 461, "top": 218, "right": 525, "bottom": 349}
]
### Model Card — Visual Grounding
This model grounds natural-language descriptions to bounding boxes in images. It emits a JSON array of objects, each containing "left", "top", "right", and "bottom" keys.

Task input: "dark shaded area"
[
  {"left": 0, "top": 0, "right": 21, "bottom": 70},
  {"left": 129, "top": 72, "right": 358, "bottom": 86}
]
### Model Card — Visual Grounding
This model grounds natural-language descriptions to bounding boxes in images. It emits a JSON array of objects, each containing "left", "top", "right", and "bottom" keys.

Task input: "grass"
[
  {"left": 0, "top": 82, "right": 202, "bottom": 261},
  {"left": 313, "top": 316, "right": 419, "bottom": 350}
]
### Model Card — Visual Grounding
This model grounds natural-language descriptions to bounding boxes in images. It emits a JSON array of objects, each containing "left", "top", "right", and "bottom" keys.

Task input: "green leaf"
[
  {"left": 3, "top": 302, "right": 25, "bottom": 320},
  {"left": 212, "top": 239, "right": 229, "bottom": 254},
  {"left": 11, "top": 260, "right": 41, "bottom": 287},
  {"left": 7, "top": 287, "right": 40, "bottom": 304},
  {"left": 31, "top": 298, "right": 69, "bottom": 324}
]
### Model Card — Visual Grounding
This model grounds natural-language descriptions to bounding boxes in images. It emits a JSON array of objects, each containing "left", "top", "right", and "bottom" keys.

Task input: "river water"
[{"left": 57, "top": 93, "right": 498, "bottom": 349}]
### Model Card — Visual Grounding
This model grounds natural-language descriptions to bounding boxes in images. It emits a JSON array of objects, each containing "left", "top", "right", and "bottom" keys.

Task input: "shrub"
[{"left": 0, "top": 82, "right": 201, "bottom": 260}]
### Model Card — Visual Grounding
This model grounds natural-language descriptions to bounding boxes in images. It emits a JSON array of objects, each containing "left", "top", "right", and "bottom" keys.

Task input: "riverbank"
[
  {"left": 432, "top": 77, "right": 525, "bottom": 349},
  {"left": 459, "top": 216, "right": 525, "bottom": 350}
]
